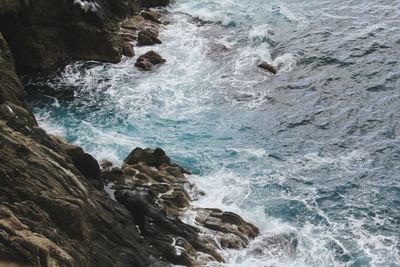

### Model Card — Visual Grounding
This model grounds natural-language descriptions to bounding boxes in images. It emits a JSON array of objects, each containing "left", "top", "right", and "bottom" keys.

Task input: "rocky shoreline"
[{"left": 0, "top": 0, "right": 260, "bottom": 266}]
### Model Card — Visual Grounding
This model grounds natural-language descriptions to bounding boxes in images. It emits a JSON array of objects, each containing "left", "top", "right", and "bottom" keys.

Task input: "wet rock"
[
  {"left": 135, "top": 50, "right": 166, "bottom": 71},
  {"left": 137, "top": 50, "right": 166, "bottom": 64},
  {"left": 135, "top": 59, "right": 154, "bottom": 70},
  {"left": 105, "top": 147, "right": 258, "bottom": 265},
  {"left": 125, "top": 147, "right": 171, "bottom": 166},
  {"left": 122, "top": 42, "right": 135, "bottom": 57},
  {"left": 0, "top": 120, "right": 159, "bottom": 266},
  {"left": 137, "top": 29, "right": 162, "bottom": 46},
  {"left": 141, "top": 10, "right": 162, "bottom": 24},
  {"left": 52, "top": 136, "right": 101, "bottom": 181},
  {"left": 258, "top": 62, "right": 278, "bottom": 74}
]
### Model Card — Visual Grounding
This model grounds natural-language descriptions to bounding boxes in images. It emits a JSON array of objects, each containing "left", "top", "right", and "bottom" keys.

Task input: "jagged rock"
[
  {"left": 258, "top": 62, "right": 278, "bottom": 74},
  {"left": 137, "top": 29, "right": 162, "bottom": 46},
  {"left": 0, "top": 119, "right": 160, "bottom": 266},
  {"left": 125, "top": 147, "right": 171, "bottom": 166},
  {"left": 137, "top": 50, "right": 165, "bottom": 64},
  {"left": 104, "top": 147, "right": 259, "bottom": 265},
  {"left": 53, "top": 137, "right": 101, "bottom": 181},
  {"left": 135, "top": 50, "right": 166, "bottom": 70},
  {"left": 0, "top": 102, "right": 36, "bottom": 134},
  {"left": 141, "top": 10, "right": 161, "bottom": 24}
]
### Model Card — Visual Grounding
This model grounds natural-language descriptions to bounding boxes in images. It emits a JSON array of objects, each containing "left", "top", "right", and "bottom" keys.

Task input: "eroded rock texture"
[
  {"left": 0, "top": 0, "right": 140, "bottom": 73},
  {"left": 103, "top": 147, "right": 259, "bottom": 266},
  {"left": 0, "top": 27, "right": 162, "bottom": 267}
]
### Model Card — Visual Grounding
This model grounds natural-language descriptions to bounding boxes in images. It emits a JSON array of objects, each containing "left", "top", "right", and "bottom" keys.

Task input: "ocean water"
[{"left": 26, "top": 0, "right": 400, "bottom": 266}]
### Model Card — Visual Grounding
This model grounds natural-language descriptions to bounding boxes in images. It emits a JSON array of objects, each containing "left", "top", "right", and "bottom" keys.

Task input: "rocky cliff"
[{"left": 0, "top": 0, "right": 260, "bottom": 266}]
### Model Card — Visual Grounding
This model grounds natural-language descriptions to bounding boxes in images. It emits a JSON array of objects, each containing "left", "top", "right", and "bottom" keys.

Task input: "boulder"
[
  {"left": 135, "top": 51, "right": 166, "bottom": 71},
  {"left": 258, "top": 62, "right": 278, "bottom": 74},
  {"left": 124, "top": 147, "right": 171, "bottom": 166},
  {"left": 137, "top": 29, "right": 162, "bottom": 46},
  {"left": 137, "top": 50, "right": 166, "bottom": 64},
  {"left": 141, "top": 10, "right": 161, "bottom": 24},
  {"left": 135, "top": 59, "right": 154, "bottom": 71},
  {"left": 0, "top": 33, "right": 31, "bottom": 112}
]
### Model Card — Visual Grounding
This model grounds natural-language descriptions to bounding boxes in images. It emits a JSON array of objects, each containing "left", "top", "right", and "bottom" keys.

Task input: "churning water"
[{"left": 26, "top": 0, "right": 400, "bottom": 266}]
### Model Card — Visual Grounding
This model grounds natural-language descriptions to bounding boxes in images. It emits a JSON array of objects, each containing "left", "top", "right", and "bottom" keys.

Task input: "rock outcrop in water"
[
  {"left": 103, "top": 147, "right": 259, "bottom": 265},
  {"left": 135, "top": 50, "right": 166, "bottom": 71},
  {"left": 258, "top": 62, "right": 278, "bottom": 75}
]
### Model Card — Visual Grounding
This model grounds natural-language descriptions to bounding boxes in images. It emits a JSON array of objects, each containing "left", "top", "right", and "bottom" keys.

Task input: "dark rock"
[
  {"left": 0, "top": 0, "right": 141, "bottom": 74},
  {"left": 0, "top": 120, "right": 157, "bottom": 267},
  {"left": 53, "top": 136, "right": 101, "bottom": 181},
  {"left": 258, "top": 62, "right": 278, "bottom": 74},
  {"left": 122, "top": 42, "right": 135, "bottom": 57},
  {"left": 137, "top": 29, "right": 162, "bottom": 46},
  {"left": 124, "top": 147, "right": 171, "bottom": 166},
  {"left": 141, "top": 50, "right": 163, "bottom": 64},
  {"left": 0, "top": 33, "right": 32, "bottom": 114},
  {"left": 141, "top": 10, "right": 161, "bottom": 24},
  {"left": 107, "top": 147, "right": 258, "bottom": 265},
  {"left": 135, "top": 59, "right": 154, "bottom": 71},
  {"left": 137, "top": 50, "right": 166, "bottom": 64}
]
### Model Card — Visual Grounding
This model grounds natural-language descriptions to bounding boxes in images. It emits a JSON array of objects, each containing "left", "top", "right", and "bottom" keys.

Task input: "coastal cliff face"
[
  {"left": 0, "top": 0, "right": 260, "bottom": 266},
  {"left": 0, "top": 30, "right": 157, "bottom": 266},
  {"left": 0, "top": 0, "right": 140, "bottom": 73}
]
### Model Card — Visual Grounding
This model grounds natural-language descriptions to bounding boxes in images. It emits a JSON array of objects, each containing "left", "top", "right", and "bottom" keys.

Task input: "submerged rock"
[{"left": 258, "top": 62, "right": 278, "bottom": 74}]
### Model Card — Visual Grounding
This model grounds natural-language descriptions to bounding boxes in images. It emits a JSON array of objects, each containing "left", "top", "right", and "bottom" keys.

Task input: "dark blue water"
[{"left": 27, "top": 0, "right": 400, "bottom": 266}]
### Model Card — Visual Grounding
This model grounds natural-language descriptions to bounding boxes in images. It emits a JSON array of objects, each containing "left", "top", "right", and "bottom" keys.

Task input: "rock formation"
[
  {"left": 258, "top": 62, "right": 278, "bottom": 75},
  {"left": 103, "top": 147, "right": 259, "bottom": 265},
  {"left": 135, "top": 50, "right": 166, "bottom": 71},
  {"left": 0, "top": 0, "right": 141, "bottom": 73}
]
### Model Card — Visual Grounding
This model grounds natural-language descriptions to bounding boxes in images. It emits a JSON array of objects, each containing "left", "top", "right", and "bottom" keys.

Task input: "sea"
[{"left": 26, "top": 0, "right": 400, "bottom": 266}]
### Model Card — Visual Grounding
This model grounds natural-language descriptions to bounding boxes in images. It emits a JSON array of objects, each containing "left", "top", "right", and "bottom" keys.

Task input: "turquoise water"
[{"left": 27, "top": 0, "right": 400, "bottom": 266}]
